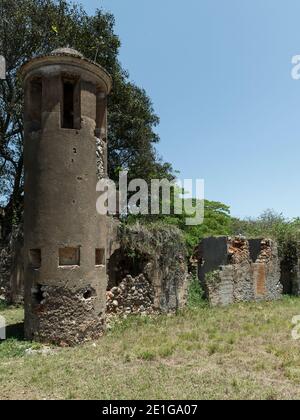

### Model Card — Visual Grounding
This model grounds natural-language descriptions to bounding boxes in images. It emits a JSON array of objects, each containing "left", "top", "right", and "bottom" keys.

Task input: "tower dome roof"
[
  {"left": 20, "top": 47, "right": 112, "bottom": 94},
  {"left": 50, "top": 47, "right": 84, "bottom": 59}
]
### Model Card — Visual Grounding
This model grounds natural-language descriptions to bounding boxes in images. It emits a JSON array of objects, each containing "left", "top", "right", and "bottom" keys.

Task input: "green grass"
[{"left": 1, "top": 297, "right": 300, "bottom": 400}]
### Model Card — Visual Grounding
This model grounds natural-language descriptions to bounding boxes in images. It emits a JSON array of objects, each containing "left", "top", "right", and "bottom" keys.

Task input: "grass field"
[{"left": 1, "top": 298, "right": 300, "bottom": 400}]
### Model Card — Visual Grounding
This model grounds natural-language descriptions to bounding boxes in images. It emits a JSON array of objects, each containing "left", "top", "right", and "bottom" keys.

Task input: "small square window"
[
  {"left": 29, "top": 249, "right": 41, "bottom": 269},
  {"left": 59, "top": 247, "right": 80, "bottom": 266},
  {"left": 95, "top": 249, "right": 105, "bottom": 266}
]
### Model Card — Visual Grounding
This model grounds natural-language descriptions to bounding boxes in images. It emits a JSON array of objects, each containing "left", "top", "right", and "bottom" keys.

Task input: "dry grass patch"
[{"left": 0, "top": 297, "right": 300, "bottom": 399}]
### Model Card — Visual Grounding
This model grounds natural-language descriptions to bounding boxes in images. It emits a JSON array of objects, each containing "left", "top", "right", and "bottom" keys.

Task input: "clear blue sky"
[{"left": 81, "top": 0, "right": 300, "bottom": 219}]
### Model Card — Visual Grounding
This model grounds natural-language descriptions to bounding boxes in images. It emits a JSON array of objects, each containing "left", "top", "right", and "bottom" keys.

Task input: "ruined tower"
[{"left": 21, "top": 48, "right": 112, "bottom": 345}]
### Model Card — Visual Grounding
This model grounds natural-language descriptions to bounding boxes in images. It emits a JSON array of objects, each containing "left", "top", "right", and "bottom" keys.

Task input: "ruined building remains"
[
  {"left": 21, "top": 48, "right": 112, "bottom": 345},
  {"left": 106, "top": 223, "right": 189, "bottom": 316},
  {"left": 198, "top": 237, "right": 283, "bottom": 306},
  {"left": 1, "top": 48, "right": 295, "bottom": 346}
]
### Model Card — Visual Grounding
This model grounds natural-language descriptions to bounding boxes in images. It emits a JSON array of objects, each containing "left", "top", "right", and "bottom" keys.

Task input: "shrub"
[{"left": 187, "top": 276, "right": 206, "bottom": 308}]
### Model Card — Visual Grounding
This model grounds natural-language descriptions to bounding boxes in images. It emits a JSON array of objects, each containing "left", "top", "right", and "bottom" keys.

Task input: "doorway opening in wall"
[{"left": 62, "top": 77, "right": 81, "bottom": 129}]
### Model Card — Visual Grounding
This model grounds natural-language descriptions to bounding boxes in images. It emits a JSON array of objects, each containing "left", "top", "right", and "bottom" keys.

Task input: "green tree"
[
  {"left": 231, "top": 209, "right": 300, "bottom": 262},
  {"left": 126, "top": 198, "right": 232, "bottom": 256},
  {"left": 0, "top": 0, "right": 173, "bottom": 238},
  {"left": 231, "top": 209, "right": 286, "bottom": 238},
  {"left": 178, "top": 200, "right": 232, "bottom": 254}
]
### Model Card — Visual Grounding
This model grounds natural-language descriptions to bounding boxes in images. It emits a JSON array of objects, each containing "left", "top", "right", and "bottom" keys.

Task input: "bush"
[
  {"left": 231, "top": 209, "right": 300, "bottom": 260},
  {"left": 187, "top": 276, "right": 206, "bottom": 308},
  {"left": 119, "top": 221, "right": 187, "bottom": 263}
]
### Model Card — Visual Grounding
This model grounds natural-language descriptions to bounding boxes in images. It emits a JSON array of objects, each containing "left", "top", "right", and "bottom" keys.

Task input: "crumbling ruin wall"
[
  {"left": 107, "top": 274, "right": 155, "bottom": 316},
  {"left": 199, "top": 237, "right": 282, "bottom": 306},
  {"left": 0, "top": 218, "right": 189, "bottom": 316},
  {"left": 107, "top": 223, "right": 189, "bottom": 315},
  {"left": 25, "top": 285, "right": 105, "bottom": 346},
  {"left": 252, "top": 239, "right": 282, "bottom": 301}
]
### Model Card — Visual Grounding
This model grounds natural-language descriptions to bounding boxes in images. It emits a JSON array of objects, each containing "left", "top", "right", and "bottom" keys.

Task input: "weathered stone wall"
[
  {"left": 107, "top": 274, "right": 155, "bottom": 316},
  {"left": 107, "top": 223, "right": 189, "bottom": 315},
  {"left": 199, "top": 237, "right": 282, "bottom": 306},
  {"left": 25, "top": 284, "right": 105, "bottom": 346}
]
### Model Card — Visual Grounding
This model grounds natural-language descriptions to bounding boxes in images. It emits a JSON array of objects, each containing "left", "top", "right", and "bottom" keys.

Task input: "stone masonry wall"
[
  {"left": 25, "top": 284, "right": 105, "bottom": 346},
  {"left": 199, "top": 237, "right": 282, "bottom": 306},
  {"left": 107, "top": 223, "right": 189, "bottom": 315}
]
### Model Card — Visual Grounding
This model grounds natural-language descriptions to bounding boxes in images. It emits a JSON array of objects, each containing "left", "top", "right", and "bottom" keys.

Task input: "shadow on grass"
[{"left": 0, "top": 301, "right": 25, "bottom": 342}]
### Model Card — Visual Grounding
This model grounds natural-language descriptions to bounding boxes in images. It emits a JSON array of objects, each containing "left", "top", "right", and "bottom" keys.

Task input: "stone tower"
[{"left": 21, "top": 48, "right": 112, "bottom": 345}]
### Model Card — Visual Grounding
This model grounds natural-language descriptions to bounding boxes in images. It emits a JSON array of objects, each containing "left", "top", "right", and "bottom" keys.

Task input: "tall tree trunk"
[{"left": 3, "top": 154, "right": 23, "bottom": 240}]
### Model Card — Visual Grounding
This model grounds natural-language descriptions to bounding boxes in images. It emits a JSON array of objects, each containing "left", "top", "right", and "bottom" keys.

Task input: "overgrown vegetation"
[
  {"left": 124, "top": 199, "right": 232, "bottom": 257},
  {"left": 118, "top": 223, "right": 188, "bottom": 308},
  {"left": 0, "top": 300, "right": 8, "bottom": 311},
  {"left": 164, "top": 200, "right": 232, "bottom": 255},
  {"left": 1, "top": 299, "right": 300, "bottom": 399},
  {"left": 187, "top": 276, "right": 206, "bottom": 308},
  {"left": 126, "top": 205, "right": 300, "bottom": 265},
  {"left": 120, "top": 222, "right": 187, "bottom": 262},
  {"left": 231, "top": 209, "right": 300, "bottom": 261}
]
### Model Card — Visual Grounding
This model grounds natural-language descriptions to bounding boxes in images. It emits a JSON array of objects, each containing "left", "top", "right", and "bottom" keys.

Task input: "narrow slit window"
[
  {"left": 29, "top": 249, "right": 41, "bottom": 269},
  {"left": 62, "top": 78, "right": 81, "bottom": 129},
  {"left": 63, "top": 81, "right": 75, "bottom": 129},
  {"left": 59, "top": 247, "right": 80, "bottom": 267},
  {"left": 95, "top": 249, "right": 105, "bottom": 266},
  {"left": 29, "top": 79, "right": 42, "bottom": 132}
]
